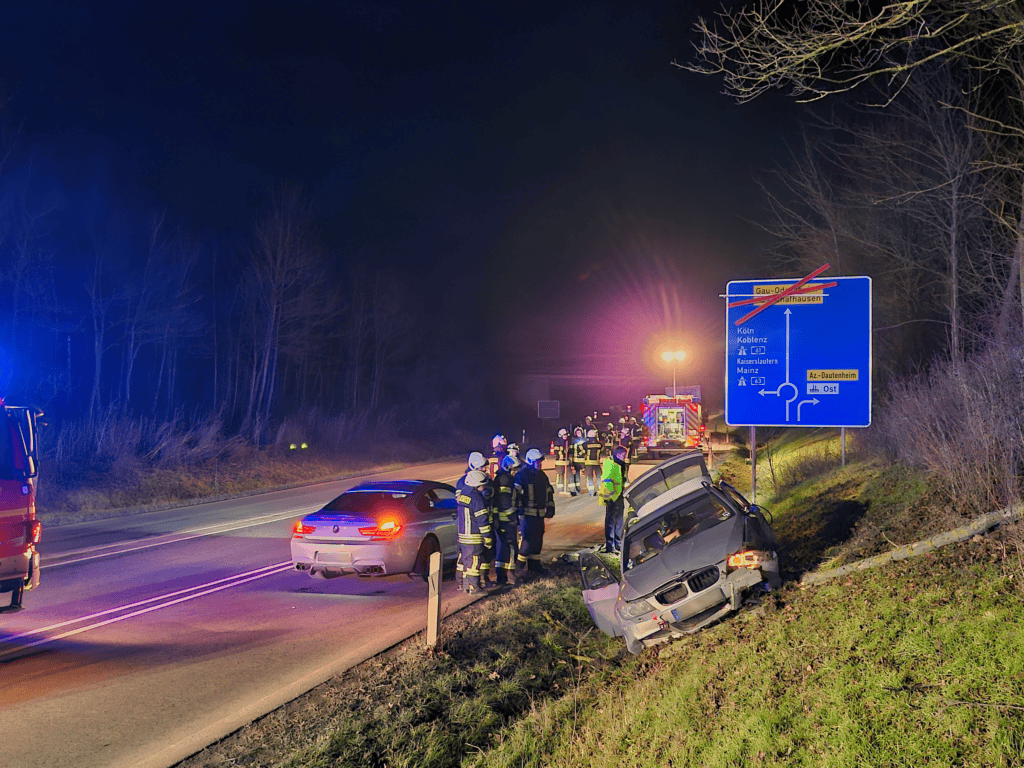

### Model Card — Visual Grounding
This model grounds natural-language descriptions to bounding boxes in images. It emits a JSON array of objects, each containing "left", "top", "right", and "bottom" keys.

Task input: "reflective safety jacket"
[
  {"left": 493, "top": 467, "right": 518, "bottom": 522},
  {"left": 553, "top": 440, "right": 569, "bottom": 466},
  {"left": 602, "top": 430, "right": 616, "bottom": 450},
  {"left": 584, "top": 438, "right": 602, "bottom": 466},
  {"left": 570, "top": 437, "right": 586, "bottom": 465},
  {"left": 486, "top": 448, "right": 506, "bottom": 479},
  {"left": 598, "top": 457, "right": 623, "bottom": 503},
  {"left": 456, "top": 486, "right": 491, "bottom": 544},
  {"left": 513, "top": 465, "right": 555, "bottom": 518}
]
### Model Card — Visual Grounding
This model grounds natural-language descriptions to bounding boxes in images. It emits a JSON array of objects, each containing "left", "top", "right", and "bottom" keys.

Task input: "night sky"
[{"left": 1, "top": 0, "right": 799, "bottom": 416}]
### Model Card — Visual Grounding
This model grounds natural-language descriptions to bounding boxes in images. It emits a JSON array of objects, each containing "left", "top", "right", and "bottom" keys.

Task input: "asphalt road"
[{"left": 0, "top": 460, "right": 607, "bottom": 768}]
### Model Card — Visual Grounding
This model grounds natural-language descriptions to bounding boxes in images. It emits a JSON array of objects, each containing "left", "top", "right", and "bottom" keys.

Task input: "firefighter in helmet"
[
  {"left": 493, "top": 453, "right": 522, "bottom": 585},
  {"left": 514, "top": 448, "right": 555, "bottom": 577},
  {"left": 487, "top": 434, "right": 508, "bottom": 478},
  {"left": 455, "top": 452, "right": 488, "bottom": 583},
  {"left": 583, "top": 428, "right": 602, "bottom": 496},
  {"left": 618, "top": 418, "right": 633, "bottom": 483},
  {"left": 603, "top": 422, "right": 617, "bottom": 452},
  {"left": 553, "top": 428, "right": 570, "bottom": 494},
  {"left": 569, "top": 426, "right": 586, "bottom": 495},
  {"left": 456, "top": 470, "right": 491, "bottom": 593}
]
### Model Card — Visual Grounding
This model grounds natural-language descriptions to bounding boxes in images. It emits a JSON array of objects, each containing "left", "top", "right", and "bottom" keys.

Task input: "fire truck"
[
  {"left": 640, "top": 387, "right": 706, "bottom": 460},
  {"left": 0, "top": 398, "right": 42, "bottom": 611}
]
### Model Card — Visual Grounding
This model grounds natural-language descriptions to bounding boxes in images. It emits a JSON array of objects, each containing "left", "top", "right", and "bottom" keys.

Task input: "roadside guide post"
[
  {"left": 724, "top": 266, "right": 871, "bottom": 500},
  {"left": 426, "top": 550, "right": 442, "bottom": 648}
]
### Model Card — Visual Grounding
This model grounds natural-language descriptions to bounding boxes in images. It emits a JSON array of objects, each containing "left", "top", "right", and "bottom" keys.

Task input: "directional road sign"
[{"left": 724, "top": 275, "right": 871, "bottom": 427}]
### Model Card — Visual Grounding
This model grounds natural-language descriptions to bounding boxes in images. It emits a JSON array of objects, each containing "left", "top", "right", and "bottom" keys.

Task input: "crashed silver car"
[{"left": 581, "top": 451, "right": 780, "bottom": 654}]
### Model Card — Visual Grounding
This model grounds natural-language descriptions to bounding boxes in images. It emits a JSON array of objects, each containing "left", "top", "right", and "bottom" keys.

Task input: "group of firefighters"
[
  {"left": 454, "top": 421, "right": 640, "bottom": 593},
  {"left": 551, "top": 414, "right": 644, "bottom": 496}
]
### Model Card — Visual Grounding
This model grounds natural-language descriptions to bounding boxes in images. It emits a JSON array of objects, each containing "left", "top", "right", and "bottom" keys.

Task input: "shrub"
[{"left": 870, "top": 344, "right": 1024, "bottom": 514}]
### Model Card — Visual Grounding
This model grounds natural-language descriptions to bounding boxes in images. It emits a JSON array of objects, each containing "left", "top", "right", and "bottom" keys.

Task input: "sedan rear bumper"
[{"left": 290, "top": 538, "right": 417, "bottom": 577}]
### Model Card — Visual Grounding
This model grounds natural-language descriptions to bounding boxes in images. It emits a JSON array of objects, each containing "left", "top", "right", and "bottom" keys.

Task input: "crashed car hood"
[{"left": 620, "top": 515, "right": 746, "bottom": 601}]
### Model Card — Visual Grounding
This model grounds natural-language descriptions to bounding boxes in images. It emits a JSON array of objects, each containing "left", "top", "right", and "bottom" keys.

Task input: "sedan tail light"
[
  {"left": 292, "top": 520, "right": 316, "bottom": 538},
  {"left": 358, "top": 519, "right": 404, "bottom": 540}
]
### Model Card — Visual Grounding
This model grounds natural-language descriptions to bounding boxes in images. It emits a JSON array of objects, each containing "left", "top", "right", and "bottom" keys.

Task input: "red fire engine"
[
  {"left": 640, "top": 387, "right": 706, "bottom": 460},
  {"left": 0, "top": 397, "right": 42, "bottom": 611}
]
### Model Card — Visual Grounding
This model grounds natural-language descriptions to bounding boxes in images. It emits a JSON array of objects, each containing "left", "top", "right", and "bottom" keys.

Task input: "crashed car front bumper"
[{"left": 621, "top": 566, "right": 765, "bottom": 651}]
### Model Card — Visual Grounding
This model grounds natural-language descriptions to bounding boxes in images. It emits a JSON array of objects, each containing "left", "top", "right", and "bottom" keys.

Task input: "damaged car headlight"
[
  {"left": 727, "top": 550, "right": 772, "bottom": 570},
  {"left": 616, "top": 595, "right": 657, "bottom": 620}
]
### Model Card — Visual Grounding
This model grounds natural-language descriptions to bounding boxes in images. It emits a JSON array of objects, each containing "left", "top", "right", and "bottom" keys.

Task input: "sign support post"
[{"left": 750, "top": 426, "right": 756, "bottom": 503}]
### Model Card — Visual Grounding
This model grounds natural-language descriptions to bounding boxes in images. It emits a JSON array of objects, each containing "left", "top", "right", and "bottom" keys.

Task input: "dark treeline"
[{"left": 0, "top": 126, "right": 483, "bottom": 460}]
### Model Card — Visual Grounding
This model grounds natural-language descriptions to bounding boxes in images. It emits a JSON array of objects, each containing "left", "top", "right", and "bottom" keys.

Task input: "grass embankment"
[{"left": 179, "top": 437, "right": 1024, "bottom": 768}]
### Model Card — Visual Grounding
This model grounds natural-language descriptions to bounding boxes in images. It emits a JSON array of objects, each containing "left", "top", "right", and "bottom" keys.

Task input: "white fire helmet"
[
  {"left": 525, "top": 448, "right": 543, "bottom": 466},
  {"left": 465, "top": 470, "right": 489, "bottom": 488},
  {"left": 468, "top": 451, "right": 487, "bottom": 470}
]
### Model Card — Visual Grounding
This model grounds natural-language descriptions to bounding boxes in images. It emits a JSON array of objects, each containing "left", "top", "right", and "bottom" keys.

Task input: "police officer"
[
  {"left": 514, "top": 448, "right": 555, "bottom": 577},
  {"left": 583, "top": 428, "right": 602, "bottom": 496},
  {"left": 493, "top": 453, "right": 521, "bottom": 586},
  {"left": 569, "top": 426, "right": 586, "bottom": 495},
  {"left": 456, "top": 470, "right": 491, "bottom": 593},
  {"left": 553, "top": 428, "right": 570, "bottom": 494}
]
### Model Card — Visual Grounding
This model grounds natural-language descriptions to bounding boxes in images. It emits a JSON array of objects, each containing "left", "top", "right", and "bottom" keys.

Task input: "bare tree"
[
  {"left": 239, "top": 187, "right": 340, "bottom": 441},
  {"left": 685, "top": 0, "right": 1024, "bottom": 104},
  {"left": 368, "top": 271, "right": 419, "bottom": 413},
  {"left": 687, "top": 0, "right": 1024, "bottom": 334}
]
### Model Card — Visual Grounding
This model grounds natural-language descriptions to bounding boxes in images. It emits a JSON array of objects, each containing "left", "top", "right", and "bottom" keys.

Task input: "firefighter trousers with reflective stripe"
[
  {"left": 517, "top": 514, "right": 546, "bottom": 570},
  {"left": 480, "top": 518, "right": 495, "bottom": 578},
  {"left": 493, "top": 520, "right": 519, "bottom": 580},
  {"left": 459, "top": 542, "right": 484, "bottom": 589}
]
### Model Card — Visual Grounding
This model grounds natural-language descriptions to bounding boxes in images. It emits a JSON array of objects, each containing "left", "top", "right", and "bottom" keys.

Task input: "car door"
[
  {"left": 418, "top": 486, "right": 459, "bottom": 558},
  {"left": 578, "top": 551, "right": 623, "bottom": 638}
]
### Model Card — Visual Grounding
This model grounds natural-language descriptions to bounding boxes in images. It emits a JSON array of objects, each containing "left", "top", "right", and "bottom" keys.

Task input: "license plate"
[{"left": 316, "top": 551, "right": 352, "bottom": 564}]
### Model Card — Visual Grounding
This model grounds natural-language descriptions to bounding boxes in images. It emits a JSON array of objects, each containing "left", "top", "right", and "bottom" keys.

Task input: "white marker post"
[{"left": 426, "top": 550, "right": 441, "bottom": 648}]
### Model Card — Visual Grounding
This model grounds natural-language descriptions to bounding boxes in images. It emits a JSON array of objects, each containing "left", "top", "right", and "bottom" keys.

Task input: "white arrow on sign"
[{"left": 797, "top": 398, "right": 820, "bottom": 420}]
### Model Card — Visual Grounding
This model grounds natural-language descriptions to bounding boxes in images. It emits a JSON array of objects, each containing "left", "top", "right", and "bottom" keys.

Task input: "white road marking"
[
  {"left": 43, "top": 508, "right": 322, "bottom": 568},
  {"left": 0, "top": 561, "right": 293, "bottom": 659}
]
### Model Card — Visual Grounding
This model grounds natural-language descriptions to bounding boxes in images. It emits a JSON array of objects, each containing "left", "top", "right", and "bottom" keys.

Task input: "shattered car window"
[{"left": 624, "top": 493, "right": 733, "bottom": 571}]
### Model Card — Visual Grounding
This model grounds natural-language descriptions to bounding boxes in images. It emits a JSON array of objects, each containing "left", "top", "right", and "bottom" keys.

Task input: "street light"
[{"left": 660, "top": 350, "right": 686, "bottom": 396}]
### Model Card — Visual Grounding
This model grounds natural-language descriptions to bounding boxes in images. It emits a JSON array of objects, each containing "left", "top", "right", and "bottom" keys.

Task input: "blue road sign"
[{"left": 725, "top": 275, "right": 871, "bottom": 427}]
